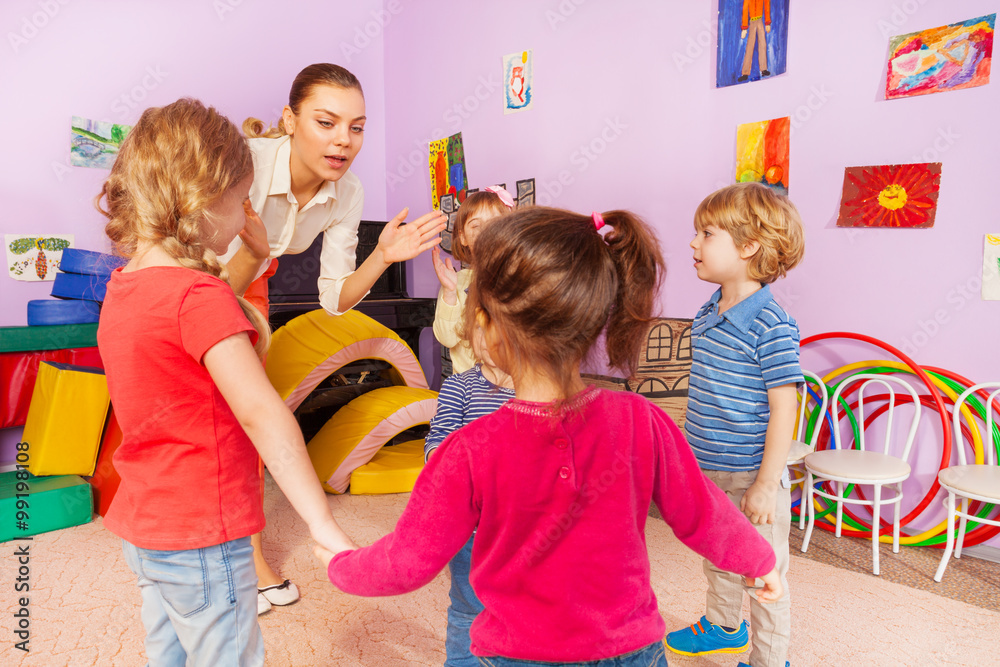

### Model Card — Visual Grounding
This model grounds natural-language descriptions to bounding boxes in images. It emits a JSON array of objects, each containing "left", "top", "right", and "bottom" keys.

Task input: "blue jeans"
[
  {"left": 476, "top": 640, "right": 668, "bottom": 666},
  {"left": 446, "top": 535, "right": 484, "bottom": 666},
  {"left": 122, "top": 537, "right": 264, "bottom": 667}
]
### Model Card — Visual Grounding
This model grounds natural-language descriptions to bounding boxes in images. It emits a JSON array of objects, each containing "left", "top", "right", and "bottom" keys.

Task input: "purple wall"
[
  {"left": 0, "top": 0, "right": 391, "bottom": 459},
  {"left": 1, "top": 1, "right": 996, "bottom": 544},
  {"left": 382, "top": 1, "right": 999, "bottom": 543},
  {"left": 0, "top": 0, "right": 390, "bottom": 327}
]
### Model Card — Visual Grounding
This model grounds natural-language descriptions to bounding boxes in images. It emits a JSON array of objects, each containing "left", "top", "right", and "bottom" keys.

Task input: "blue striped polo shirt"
[
  {"left": 685, "top": 285, "right": 802, "bottom": 471},
  {"left": 424, "top": 364, "right": 516, "bottom": 460}
]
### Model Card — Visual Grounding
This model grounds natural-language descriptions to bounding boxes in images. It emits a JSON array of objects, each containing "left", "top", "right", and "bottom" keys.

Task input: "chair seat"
[
  {"left": 804, "top": 449, "right": 911, "bottom": 482},
  {"left": 939, "top": 465, "right": 1000, "bottom": 503},
  {"left": 786, "top": 440, "right": 812, "bottom": 464}
]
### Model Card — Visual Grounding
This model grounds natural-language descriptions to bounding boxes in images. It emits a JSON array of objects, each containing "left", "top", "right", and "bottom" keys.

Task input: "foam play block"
[
  {"left": 0, "top": 347, "right": 104, "bottom": 429},
  {"left": 27, "top": 299, "right": 101, "bottom": 326},
  {"left": 51, "top": 272, "right": 110, "bottom": 302},
  {"left": 0, "top": 471, "right": 93, "bottom": 542},
  {"left": 0, "top": 323, "right": 98, "bottom": 354},
  {"left": 349, "top": 439, "right": 426, "bottom": 495},
  {"left": 88, "top": 408, "right": 123, "bottom": 517},
  {"left": 22, "top": 362, "right": 110, "bottom": 477},
  {"left": 58, "top": 248, "right": 126, "bottom": 277}
]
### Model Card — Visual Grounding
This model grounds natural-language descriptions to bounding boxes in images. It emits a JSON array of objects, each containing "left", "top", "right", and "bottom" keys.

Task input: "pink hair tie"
[
  {"left": 484, "top": 185, "right": 515, "bottom": 209},
  {"left": 592, "top": 212, "right": 605, "bottom": 231}
]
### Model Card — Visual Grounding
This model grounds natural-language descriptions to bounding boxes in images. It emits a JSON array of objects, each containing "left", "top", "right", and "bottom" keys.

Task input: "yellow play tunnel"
[
  {"left": 308, "top": 386, "right": 438, "bottom": 494},
  {"left": 266, "top": 309, "right": 428, "bottom": 412}
]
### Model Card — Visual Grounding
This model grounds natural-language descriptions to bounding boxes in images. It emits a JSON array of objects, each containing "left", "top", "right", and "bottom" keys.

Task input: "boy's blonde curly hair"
[{"left": 694, "top": 182, "right": 804, "bottom": 284}]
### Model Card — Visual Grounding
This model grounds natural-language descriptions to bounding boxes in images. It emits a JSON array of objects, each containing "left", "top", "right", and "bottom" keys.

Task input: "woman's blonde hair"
[
  {"left": 244, "top": 63, "right": 364, "bottom": 138},
  {"left": 96, "top": 97, "right": 253, "bottom": 282},
  {"left": 694, "top": 182, "right": 805, "bottom": 284}
]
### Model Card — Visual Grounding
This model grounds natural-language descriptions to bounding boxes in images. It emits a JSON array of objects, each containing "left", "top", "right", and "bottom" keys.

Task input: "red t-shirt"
[{"left": 97, "top": 266, "right": 264, "bottom": 550}]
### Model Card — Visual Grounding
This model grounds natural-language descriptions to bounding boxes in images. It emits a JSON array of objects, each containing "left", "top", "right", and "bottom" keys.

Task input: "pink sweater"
[{"left": 328, "top": 387, "right": 775, "bottom": 662}]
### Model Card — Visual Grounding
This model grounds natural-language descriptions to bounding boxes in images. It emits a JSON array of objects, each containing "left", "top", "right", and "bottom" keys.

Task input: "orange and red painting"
[
  {"left": 735, "top": 116, "right": 789, "bottom": 194},
  {"left": 836, "top": 163, "right": 942, "bottom": 229}
]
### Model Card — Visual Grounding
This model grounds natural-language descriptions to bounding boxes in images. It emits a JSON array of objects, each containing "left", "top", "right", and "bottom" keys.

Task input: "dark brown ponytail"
[
  {"left": 601, "top": 210, "right": 665, "bottom": 378},
  {"left": 466, "top": 207, "right": 665, "bottom": 400}
]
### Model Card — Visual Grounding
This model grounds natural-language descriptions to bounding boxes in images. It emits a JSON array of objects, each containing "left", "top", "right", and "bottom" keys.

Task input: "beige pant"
[
  {"left": 702, "top": 469, "right": 790, "bottom": 667},
  {"left": 741, "top": 18, "right": 769, "bottom": 76}
]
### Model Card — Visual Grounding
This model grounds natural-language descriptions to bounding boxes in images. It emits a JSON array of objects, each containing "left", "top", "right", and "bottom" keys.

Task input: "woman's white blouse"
[{"left": 221, "top": 135, "right": 365, "bottom": 315}]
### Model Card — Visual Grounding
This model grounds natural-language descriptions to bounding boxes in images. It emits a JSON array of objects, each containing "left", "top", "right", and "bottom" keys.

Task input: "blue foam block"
[
  {"left": 51, "top": 272, "right": 109, "bottom": 302},
  {"left": 59, "top": 249, "right": 127, "bottom": 277},
  {"left": 27, "top": 299, "right": 101, "bottom": 326}
]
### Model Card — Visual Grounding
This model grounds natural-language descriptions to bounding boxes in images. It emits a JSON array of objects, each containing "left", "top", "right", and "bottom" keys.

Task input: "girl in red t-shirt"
[{"left": 96, "top": 98, "right": 356, "bottom": 666}]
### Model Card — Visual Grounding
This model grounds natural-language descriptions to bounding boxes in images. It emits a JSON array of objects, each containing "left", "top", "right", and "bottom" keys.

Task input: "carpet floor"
[{"left": 5, "top": 474, "right": 996, "bottom": 666}]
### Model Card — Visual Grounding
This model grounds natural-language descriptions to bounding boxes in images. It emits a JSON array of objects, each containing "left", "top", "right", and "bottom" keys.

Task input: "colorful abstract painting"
[
  {"left": 503, "top": 50, "right": 534, "bottom": 114},
  {"left": 836, "top": 163, "right": 942, "bottom": 228},
  {"left": 735, "top": 116, "right": 789, "bottom": 195},
  {"left": 428, "top": 133, "right": 469, "bottom": 210},
  {"left": 6, "top": 234, "right": 73, "bottom": 281},
  {"left": 984, "top": 234, "right": 1000, "bottom": 300},
  {"left": 70, "top": 116, "right": 131, "bottom": 169},
  {"left": 886, "top": 14, "right": 994, "bottom": 99},
  {"left": 716, "top": 0, "right": 789, "bottom": 88}
]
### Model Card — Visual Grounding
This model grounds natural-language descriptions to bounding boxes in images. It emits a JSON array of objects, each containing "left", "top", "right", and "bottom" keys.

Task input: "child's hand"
[
  {"left": 309, "top": 517, "right": 359, "bottom": 561},
  {"left": 744, "top": 567, "right": 783, "bottom": 603},
  {"left": 740, "top": 479, "right": 777, "bottom": 525},
  {"left": 238, "top": 200, "right": 270, "bottom": 261},
  {"left": 432, "top": 246, "right": 459, "bottom": 304},
  {"left": 378, "top": 208, "right": 447, "bottom": 263}
]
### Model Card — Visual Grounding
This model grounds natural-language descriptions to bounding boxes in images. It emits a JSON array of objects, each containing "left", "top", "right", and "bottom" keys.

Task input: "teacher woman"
[{"left": 221, "top": 63, "right": 445, "bottom": 614}]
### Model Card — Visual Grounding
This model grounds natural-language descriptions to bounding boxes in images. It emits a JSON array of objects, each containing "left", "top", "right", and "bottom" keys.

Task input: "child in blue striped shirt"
[
  {"left": 425, "top": 353, "right": 514, "bottom": 666},
  {"left": 666, "top": 183, "right": 805, "bottom": 667}
]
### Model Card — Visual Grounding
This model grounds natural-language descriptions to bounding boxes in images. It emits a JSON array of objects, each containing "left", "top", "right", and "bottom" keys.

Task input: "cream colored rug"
[{"left": 5, "top": 473, "right": 996, "bottom": 666}]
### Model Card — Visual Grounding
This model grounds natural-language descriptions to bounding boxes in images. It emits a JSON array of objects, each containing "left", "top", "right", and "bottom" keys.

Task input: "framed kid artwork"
[
  {"left": 886, "top": 14, "right": 995, "bottom": 100},
  {"left": 836, "top": 163, "right": 942, "bottom": 229},
  {"left": 716, "top": 0, "right": 789, "bottom": 87},
  {"left": 503, "top": 50, "right": 534, "bottom": 113},
  {"left": 735, "top": 116, "right": 789, "bottom": 194}
]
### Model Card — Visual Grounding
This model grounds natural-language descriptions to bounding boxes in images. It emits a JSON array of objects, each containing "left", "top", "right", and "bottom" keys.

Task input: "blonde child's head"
[
  {"left": 96, "top": 98, "right": 253, "bottom": 280},
  {"left": 693, "top": 183, "right": 804, "bottom": 284},
  {"left": 463, "top": 207, "right": 664, "bottom": 399},
  {"left": 450, "top": 188, "right": 514, "bottom": 264}
]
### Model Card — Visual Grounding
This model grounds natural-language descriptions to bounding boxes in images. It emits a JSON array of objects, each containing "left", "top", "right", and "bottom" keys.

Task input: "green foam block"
[
  {"left": 0, "top": 323, "right": 99, "bottom": 353},
  {"left": 0, "top": 471, "right": 93, "bottom": 542}
]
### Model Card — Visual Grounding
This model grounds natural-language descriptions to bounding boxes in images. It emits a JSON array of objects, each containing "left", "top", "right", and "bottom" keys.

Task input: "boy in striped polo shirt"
[{"left": 666, "top": 183, "right": 805, "bottom": 667}]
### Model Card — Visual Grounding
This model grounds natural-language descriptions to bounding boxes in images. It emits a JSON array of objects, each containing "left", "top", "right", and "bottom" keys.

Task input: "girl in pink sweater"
[{"left": 315, "top": 207, "right": 780, "bottom": 665}]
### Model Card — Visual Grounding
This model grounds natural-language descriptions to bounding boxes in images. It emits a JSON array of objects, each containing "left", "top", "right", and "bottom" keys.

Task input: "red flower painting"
[{"left": 836, "top": 163, "right": 942, "bottom": 228}]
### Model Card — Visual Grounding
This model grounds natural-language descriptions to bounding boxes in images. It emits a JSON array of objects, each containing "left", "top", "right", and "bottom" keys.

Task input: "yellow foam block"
[
  {"left": 350, "top": 439, "right": 426, "bottom": 495},
  {"left": 22, "top": 362, "right": 110, "bottom": 476}
]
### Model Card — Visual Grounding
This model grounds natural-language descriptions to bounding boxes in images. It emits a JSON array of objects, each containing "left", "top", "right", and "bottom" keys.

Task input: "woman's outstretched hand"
[{"left": 378, "top": 208, "right": 447, "bottom": 263}]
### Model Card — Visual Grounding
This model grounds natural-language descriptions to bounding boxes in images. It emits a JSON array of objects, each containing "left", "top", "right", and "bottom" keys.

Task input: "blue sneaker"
[
  {"left": 738, "top": 663, "right": 790, "bottom": 667},
  {"left": 665, "top": 615, "right": 749, "bottom": 656}
]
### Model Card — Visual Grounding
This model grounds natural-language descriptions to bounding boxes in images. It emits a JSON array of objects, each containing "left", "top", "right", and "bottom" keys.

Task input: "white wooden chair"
[
  {"left": 934, "top": 382, "right": 1000, "bottom": 582},
  {"left": 787, "top": 370, "right": 829, "bottom": 529},
  {"left": 800, "top": 374, "right": 921, "bottom": 575}
]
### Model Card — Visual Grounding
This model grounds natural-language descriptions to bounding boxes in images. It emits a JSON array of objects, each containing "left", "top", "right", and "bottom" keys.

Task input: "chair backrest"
[
  {"left": 951, "top": 382, "right": 1000, "bottom": 467},
  {"left": 796, "top": 370, "right": 829, "bottom": 447},
  {"left": 829, "top": 374, "right": 921, "bottom": 460}
]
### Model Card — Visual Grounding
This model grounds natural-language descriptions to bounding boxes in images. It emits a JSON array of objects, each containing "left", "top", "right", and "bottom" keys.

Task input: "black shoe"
[
  {"left": 738, "top": 75, "right": 748, "bottom": 82},
  {"left": 762, "top": 69, "right": 771, "bottom": 76}
]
